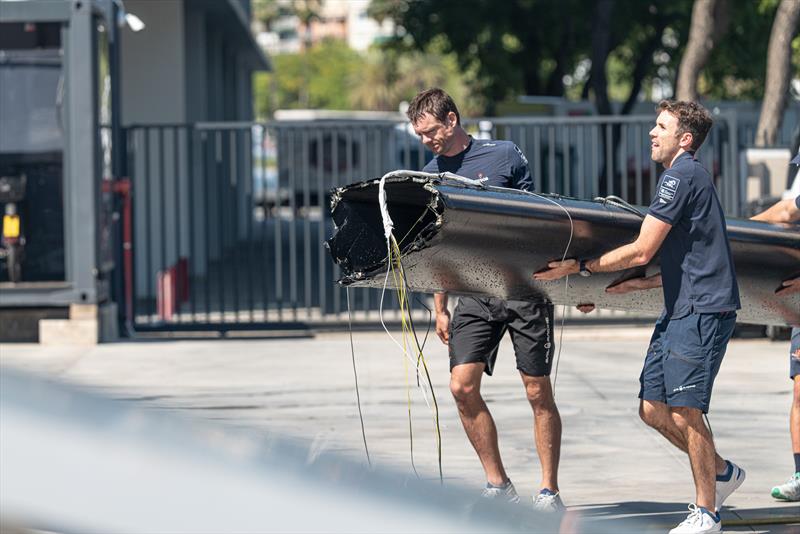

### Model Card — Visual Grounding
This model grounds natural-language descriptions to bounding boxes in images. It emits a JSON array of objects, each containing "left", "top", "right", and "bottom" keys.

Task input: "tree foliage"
[
  {"left": 253, "top": 38, "right": 480, "bottom": 119},
  {"left": 369, "top": 0, "right": 792, "bottom": 114}
]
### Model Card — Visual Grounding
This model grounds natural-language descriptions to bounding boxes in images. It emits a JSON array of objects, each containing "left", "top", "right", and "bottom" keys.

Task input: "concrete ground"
[{"left": 2, "top": 324, "right": 799, "bottom": 532}]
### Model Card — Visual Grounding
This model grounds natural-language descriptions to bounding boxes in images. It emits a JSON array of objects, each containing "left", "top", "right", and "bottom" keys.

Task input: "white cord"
[
  {"left": 492, "top": 187, "right": 575, "bottom": 394},
  {"left": 376, "top": 172, "right": 575, "bottom": 396},
  {"left": 378, "top": 238, "right": 434, "bottom": 411}
]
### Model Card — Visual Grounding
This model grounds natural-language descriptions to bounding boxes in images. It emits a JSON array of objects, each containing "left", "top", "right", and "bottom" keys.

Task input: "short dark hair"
[
  {"left": 657, "top": 100, "right": 713, "bottom": 151},
  {"left": 406, "top": 88, "right": 461, "bottom": 125}
]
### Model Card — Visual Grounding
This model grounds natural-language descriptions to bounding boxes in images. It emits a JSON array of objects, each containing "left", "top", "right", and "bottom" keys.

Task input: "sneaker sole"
[{"left": 770, "top": 488, "right": 800, "bottom": 501}]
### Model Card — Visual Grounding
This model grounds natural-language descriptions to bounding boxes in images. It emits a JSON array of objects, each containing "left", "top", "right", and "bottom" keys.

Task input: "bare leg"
[
  {"left": 450, "top": 362, "right": 507, "bottom": 485},
  {"left": 521, "top": 373, "right": 561, "bottom": 492},
  {"left": 791, "top": 377, "right": 800, "bottom": 457},
  {"left": 671, "top": 406, "right": 717, "bottom": 510},
  {"left": 639, "top": 399, "right": 726, "bottom": 474}
]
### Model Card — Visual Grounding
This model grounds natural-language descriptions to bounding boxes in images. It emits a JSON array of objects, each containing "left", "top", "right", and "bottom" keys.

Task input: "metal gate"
[{"left": 119, "top": 113, "right": 762, "bottom": 332}]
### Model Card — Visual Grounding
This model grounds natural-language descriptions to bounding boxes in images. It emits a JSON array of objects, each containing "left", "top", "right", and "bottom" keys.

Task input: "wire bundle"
[{"left": 378, "top": 172, "right": 443, "bottom": 483}]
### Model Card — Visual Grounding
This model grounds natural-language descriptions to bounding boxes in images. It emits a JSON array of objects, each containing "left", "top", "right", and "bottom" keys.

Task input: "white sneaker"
[
  {"left": 715, "top": 460, "right": 745, "bottom": 510},
  {"left": 532, "top": 491, "right": 565, "bottom": 512},
  {"left": 668, "top": 504, "right": 721, "bottom": 534},
  {"left": 481, "top": 481, "right": 521, "bottom": 504},
  {"left": 771, "top": 472, "right": 800, "bottom": 501}
]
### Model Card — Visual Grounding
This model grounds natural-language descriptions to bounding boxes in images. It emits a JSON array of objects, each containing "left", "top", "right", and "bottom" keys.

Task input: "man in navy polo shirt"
[
  {"left": 535, "top": 100, "right": 741, "bottom": 534},
  {"left": 407, "top": 88, "right": 565, "bottom": 512},
  {"left": 751, "top": 151, "right": 800, "bottom": 501}
]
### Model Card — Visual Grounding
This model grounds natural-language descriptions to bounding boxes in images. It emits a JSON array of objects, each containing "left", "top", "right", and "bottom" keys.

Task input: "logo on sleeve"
[
  {"left": 513, "top": 144, "right": 529, "bottom": 165},
  {"left": 658, "top": 175, "right": 680, "bottom": 202}
]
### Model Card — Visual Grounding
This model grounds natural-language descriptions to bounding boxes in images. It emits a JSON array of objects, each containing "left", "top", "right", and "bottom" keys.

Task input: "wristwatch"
[{"left": 578, "top": 259, "right": 592, "bottom": 277}]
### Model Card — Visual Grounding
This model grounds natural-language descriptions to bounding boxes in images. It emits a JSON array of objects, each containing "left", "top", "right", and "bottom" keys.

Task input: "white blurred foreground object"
[{"left": 0, "top": 368, "right": 613, "bottom": 534}]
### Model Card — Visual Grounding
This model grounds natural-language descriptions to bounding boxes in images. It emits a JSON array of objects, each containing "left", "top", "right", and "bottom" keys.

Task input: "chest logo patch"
[{"left": 658, "top": 175, "right": 680, "bottom": 202}]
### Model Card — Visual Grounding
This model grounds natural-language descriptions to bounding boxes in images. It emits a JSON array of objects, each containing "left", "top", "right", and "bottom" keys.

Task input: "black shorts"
[{"left": 448, "top": 297, "right": 554, "bottom": 377}]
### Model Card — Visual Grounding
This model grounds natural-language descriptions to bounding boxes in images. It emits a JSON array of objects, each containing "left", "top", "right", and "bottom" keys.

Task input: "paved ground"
[{"left": 2, "top": 324, "right": 799, "bottom": 532}]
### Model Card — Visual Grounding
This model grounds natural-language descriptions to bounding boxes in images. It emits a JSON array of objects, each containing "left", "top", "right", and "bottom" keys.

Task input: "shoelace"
[
  {"left": 679, "top": 504, "right": 703, "bottom": 526},
  {"left": 481, "top": 487, "right": 501, "bottom": 498},
  {"left": 535, "top": 493, "right": 556, "bottom": 504}
]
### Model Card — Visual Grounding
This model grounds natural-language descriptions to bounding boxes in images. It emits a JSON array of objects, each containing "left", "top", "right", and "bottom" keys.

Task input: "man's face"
[
  {"left": 649, "top": 110, "right": 684, "bottom": 165},
  {"left": 412, "top": 112, "right": 457, "bottom": 156}
]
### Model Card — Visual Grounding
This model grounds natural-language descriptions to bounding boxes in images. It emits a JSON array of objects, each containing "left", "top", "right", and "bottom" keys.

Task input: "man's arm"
[
  {"left": 508, "top": 143, "right": 533, "bottom": 191},
  {"left": 750, "top": 197, "right": 800, "bottom": 224},
  {"left": 533, "top": 215, "right": 672, "bottom": 281},
  {"left": 606, "top": 273, "right": 663, "bottom": 294},
  {"left": 434, "top": 293, "right": 450, "bottom": 345}
]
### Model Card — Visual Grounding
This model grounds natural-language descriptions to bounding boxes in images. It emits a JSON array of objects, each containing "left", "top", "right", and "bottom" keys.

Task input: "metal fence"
[{"left": 120, "top": 112, "right": 786, "bottom": 331}]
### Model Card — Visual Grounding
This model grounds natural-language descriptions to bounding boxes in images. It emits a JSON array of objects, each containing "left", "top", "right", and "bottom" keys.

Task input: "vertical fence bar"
[
  {"left": 591, "top": 125, "right": 599, "bottom": 199},
  {"left": 128, "top": 128, "right": 139, "bottom": 326},
  {"left": 317, "top": 128, "right": 326, "bottom": 319},
  {"left": 289, "top": 129, "right": 299, "bottom": 320},
  {"left": 547, "top": 126, "right": 556, "bottom": 193},
  {"left": 650, "top": 149, "right": 658, "bottom": 200},
  {"left": 245, "top": 127, "right": 255, "bottom": 322},
  {"left": 144, "top": 128, "right": 153, "bottom": 323},
  {"left": 533, "top": 127, "right": 542, "bottom": 192},
  {"left": 202, "top": 132, "right": 211, "bottom": 320},
  {"left": 577, "top": 125, "right": 585, "bottom": 198},
  {"left": 259, "top": 125, "right": 270, "bottom": 320},
  {"left": 729, "top": 114, "right": 741, "bottom": 216},
  {"left": 619, "top": 124, "right": 627, "bottom": 201},
  {"left": 562, "top": 125, "right": 570, "bottom": 196},
  {"left": 172, "top": 127, "right": 181, "bottom": 322},
  {"left": 228, "top": 129, "right": 240, "bottom": 321},
  {"left": 605, "top": 123, "right": 614, "bottom": 197},
  {"left": 331, "top": 127, "right": 341, "bottom": 319},
  {"left": 635, "top": 124, "right": 643, "bottom": 205},
  {"left": 303, "top": 129, "right": 312, "bottom": 320},
  {"left": 360, "top": 128, "right": 369, "bottom": 316},
  {"left": 215, "top": 130, "right": 227, "bottom": 322},
  {"left": 187, "top": 126, "right": 196, "bottom": 322},
  {"left": 158, "top": 128, "right": 167, "bottom": 322},
  {"left": 275, "top": 127, "right": 284, "bottom": 321}
]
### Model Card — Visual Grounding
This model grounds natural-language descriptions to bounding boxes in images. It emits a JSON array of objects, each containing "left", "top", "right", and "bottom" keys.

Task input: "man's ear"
[
  {"left": 447, "top": 111, "right": 457, "bottom": 127},
  {"left": 679, "top": 131, "right": 694, "bottom": 150}
]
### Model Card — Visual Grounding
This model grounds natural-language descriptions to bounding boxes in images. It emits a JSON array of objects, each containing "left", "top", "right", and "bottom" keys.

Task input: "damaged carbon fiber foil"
[{"left": 326, "top": 174, "right": 800, "bottom": 327}]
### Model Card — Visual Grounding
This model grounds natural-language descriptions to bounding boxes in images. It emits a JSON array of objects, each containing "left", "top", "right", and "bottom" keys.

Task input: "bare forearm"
[
  {"left": 434, "top": 292, "right": 449, "bottom": 314},
  {"left": 751, "top": 198, "right": 800, "bottom": 224},
  {"left": 587, "top": 242, "right": 650, "bottom": 273}
]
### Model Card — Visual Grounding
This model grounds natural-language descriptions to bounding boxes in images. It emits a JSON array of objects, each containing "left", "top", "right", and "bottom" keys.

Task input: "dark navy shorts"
[
  {"left": 790, "top": 328, "right": 800, "bottom": 379},
  {"left": 449, "top": 297, "right": 554, "bottom": 377},
  {"left": 639, "top": 310, "right": 737, "bottom": 413}
]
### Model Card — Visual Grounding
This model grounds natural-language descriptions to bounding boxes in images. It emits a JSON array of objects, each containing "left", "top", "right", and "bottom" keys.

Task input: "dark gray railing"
[{"left": 120, "top": 112, "right": 780, "bottom": 330}]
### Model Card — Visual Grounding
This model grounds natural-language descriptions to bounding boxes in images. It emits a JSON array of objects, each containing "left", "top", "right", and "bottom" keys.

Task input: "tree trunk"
[
  {"left": 589, "top": 0, "right": 615, "bottom": 115},
  {"left": 675, "top": 0, "right": 729, "bottom": 101},
  {"left": 755, "top": 0, "right": 800, "bottom": 147},
  {"left": 621, "top": 17, "right": 668, "bottom": 115}
]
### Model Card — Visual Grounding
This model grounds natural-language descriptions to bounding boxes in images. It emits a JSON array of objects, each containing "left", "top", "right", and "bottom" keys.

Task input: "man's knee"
[
  {"left": 450, "top": 375, "right": 480, "bottom": 404},
  {"left": 523, "top": 376, "right": 555, "bottom": 409},
  {"left": 670, "top": 406, "right": 702, "bottom": 431},
  {"left": 639, "top": 400, "right": 668, "bottom": 429}
]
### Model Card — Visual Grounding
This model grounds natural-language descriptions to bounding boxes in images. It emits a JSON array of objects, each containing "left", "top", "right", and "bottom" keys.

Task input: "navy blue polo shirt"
[
  {"left": 648, "top": 151, "right": 741, "bottom": 317},
  {"left": 422, "top": 137, "right": 532, "bottom": 191}
]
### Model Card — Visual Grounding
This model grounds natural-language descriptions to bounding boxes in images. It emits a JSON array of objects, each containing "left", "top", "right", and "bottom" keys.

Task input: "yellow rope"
[{"left": 388, "top": 234, "right": 442, "bottom": 482}]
